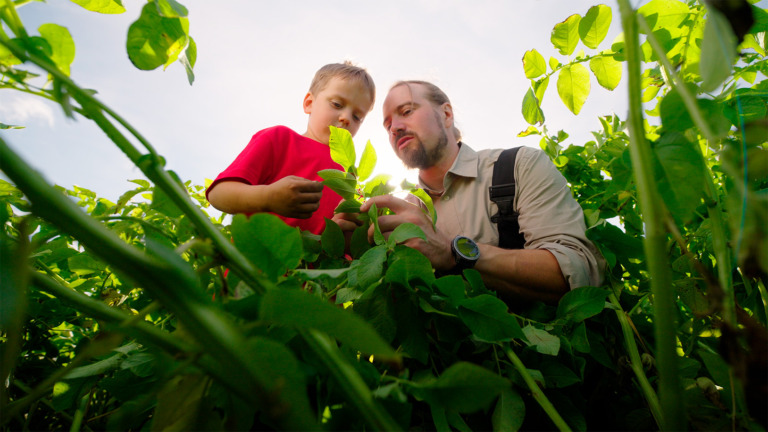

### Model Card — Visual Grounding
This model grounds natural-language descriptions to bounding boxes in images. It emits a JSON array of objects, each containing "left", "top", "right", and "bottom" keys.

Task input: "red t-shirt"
[{"left": 207, "top": 125, "right": 343, "bottom": 234}]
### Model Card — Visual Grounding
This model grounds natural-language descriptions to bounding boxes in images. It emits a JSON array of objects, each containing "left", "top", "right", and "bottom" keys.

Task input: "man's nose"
[{"left": 390, "top": 118, "right": 405, "bottom": 135}]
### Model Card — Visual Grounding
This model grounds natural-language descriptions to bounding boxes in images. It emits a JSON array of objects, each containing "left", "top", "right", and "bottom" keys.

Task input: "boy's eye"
[
  {"left": 353, "top": 115, "right": 362, "bottom": 122},
  {"left": 331, "top": 101, "right": 342, "bottom": 108}
]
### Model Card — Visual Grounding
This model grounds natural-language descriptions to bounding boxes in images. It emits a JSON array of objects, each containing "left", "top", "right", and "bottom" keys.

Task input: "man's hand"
[
  {"left": 360, "top": 195, "right": 455, "bottom": 271},
  {"left": 267, "top": 176, "right": 324, "bottom": 219}
]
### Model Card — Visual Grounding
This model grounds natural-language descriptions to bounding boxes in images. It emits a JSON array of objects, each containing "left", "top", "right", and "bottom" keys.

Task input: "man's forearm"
[{"left": 474, "top": 245, "right": 568, "bottom": 305}]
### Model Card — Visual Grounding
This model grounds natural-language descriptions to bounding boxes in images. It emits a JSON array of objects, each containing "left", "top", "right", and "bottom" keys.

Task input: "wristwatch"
[{"left": 451, "top": 235, "right": 480, "bottom": 271}]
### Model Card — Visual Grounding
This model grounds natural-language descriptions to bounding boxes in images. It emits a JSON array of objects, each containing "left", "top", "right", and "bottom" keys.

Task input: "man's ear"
[
  {"left": 302, "top": 92, "right": 314, "bottom": 114},
  {"left": 442, "top": 103, "right": 454, "bottom": 128}
]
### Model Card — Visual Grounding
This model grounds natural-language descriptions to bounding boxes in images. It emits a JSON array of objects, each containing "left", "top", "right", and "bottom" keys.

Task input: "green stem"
[
  {"left": 608, "top": 292, "right": 663, "bottom": 428},
  {"left": 637, "top": 10, "right": 736, "bottom": 328},
  {"left": 0, "top": 139, "right": 315, "bottom": 430},
  {"left": 502, "top": 346, "right": 571, "bottom": 432},
  {"left": 28, "top": 271, "right": 259, "bottom": 408},
  {"left": 616, "top": 1, "right": 686, "bottom": 430},
  {"left": 301, "top": 328, "right": 402, "bottom": 432},
  {"left": 0, "top": 31, "right": 273, "bottom": 296}
]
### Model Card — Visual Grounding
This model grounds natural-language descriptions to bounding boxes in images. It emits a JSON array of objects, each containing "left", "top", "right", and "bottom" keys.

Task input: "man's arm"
[
  {"left": 360, "top": 195, "right": 568, "bottom": 304},
  {"left": 207, "top": 176, "right": 323, "bottom": 219}
]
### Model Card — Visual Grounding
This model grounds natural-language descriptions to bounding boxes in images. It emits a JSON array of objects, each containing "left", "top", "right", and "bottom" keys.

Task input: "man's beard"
[{"left": 399, "top": 112, "right": 449, "bottom": 169}]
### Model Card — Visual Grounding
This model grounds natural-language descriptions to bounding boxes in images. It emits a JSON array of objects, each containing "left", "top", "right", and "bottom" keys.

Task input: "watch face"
[{"left": 454, "top": 236, "right": 479, "bottom": 259}]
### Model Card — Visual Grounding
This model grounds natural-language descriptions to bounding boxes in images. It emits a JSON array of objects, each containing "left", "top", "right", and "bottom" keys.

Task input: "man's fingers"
[{"left": 359, "top": 194, "right": 413, "bottom": 214}]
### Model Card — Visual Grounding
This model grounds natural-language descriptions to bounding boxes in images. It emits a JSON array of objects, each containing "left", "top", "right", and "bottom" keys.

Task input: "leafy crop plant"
[{"left": 1, "top": 0, "right": 767, "bottom": 431}]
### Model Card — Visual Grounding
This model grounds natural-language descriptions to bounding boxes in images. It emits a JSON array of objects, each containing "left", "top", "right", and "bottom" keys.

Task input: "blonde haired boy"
[{"left": 207, "top": 62, "right": 375, "bottom": 234}]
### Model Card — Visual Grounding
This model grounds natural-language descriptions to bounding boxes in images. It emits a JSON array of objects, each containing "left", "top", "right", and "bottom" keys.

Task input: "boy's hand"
[{"left": 268, "top": 176, "right": 323, "bottom": 219}]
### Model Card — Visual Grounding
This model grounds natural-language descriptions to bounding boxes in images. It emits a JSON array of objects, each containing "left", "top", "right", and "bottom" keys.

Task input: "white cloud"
[{"left": 0, "top": 94, "right": 56, "bottom": 127}]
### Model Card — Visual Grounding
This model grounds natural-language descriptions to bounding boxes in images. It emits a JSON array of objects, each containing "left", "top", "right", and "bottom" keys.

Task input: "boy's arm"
[{"left": 207, "top": 176, "right": 324, "bottom": 219}]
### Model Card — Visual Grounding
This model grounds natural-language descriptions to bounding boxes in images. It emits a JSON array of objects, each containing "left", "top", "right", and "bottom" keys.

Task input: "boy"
[{"left": 206, "top": 62, "right": 375, "bottom": 234}]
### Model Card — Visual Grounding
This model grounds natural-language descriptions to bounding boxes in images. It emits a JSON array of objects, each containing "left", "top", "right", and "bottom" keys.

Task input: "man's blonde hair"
[{"left": 309, "top": 61, "right": 376, "bottom": 110}]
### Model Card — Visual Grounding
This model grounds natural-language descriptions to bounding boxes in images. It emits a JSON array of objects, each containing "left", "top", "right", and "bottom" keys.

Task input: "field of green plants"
[{"left": 1, "top": 0, "right": 767, "bottom": 430}]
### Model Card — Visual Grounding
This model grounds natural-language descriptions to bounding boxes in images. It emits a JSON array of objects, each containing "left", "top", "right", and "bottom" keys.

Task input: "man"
[{"left": 335, "top": 80, "right": 604, "bottom": 304}]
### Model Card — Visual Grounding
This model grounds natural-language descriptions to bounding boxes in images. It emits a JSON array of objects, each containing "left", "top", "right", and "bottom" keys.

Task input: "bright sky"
[{"left": 1, "top": 1, "right": 628, "bottom": 204}]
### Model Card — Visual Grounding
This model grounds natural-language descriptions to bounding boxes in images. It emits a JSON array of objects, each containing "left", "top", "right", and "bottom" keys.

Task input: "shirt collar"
[
  {"left": 417, "top": 142, "right": 479, "bottom": 195},
  {"left": 448, "top": 142, "right": 479, "bottom": 178}
]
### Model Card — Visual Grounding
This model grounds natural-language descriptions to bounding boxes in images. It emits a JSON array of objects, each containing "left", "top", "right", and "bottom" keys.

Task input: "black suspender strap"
[{"left": 489, "top": 147, "right": 525, "bottom": 250}]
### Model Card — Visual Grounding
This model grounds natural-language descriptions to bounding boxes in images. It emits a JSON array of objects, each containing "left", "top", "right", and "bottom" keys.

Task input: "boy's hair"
[
  {"left": 392, "top": 80, "right": 462, "bottom": 141},
  {"left": 309, "top": 61, "right": 376, "bottom": 110}
]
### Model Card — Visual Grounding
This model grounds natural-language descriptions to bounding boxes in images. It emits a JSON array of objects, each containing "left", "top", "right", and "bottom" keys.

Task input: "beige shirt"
[{"left": 413, "top": 143, "right": 604, "bottom": 289}]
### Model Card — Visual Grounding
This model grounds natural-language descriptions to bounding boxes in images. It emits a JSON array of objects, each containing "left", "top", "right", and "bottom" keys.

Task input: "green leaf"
[
  {"left": 363, "top": 174, "right": 392, "bottom": 196},
  {"left": 522, "top": 87, "right": 545, "bottom": 125},
  {"left": 551, "top": 14, "right": 582, "bottom": 56},
  {"left": 239, "top": 338, "right": 315, "bottom": 427},
  {"left": 321, "top": 218, "right": 345, "bottom": 258},
  {"left": 653, "top": 132, "right": 708, "bottom": 224},
  {"left": 579, "top": 5, "right": 612, "bottom": 49},
  {"left": 416, "top": 362, "right": 509, "bottom": 413},
  {"left": 557, "top": 63, "right": 591, "bottom": 115},
  {"left": 351, "top": 245, "right": 387, "bottom": 289},
  {"left": 38, "top": 24, "right": 75, "bottom": 76},
  {"left": 637, "top": 0, "right": 691, "bottom": 33},
  {"left": 492, "top": 388, "right": 525, "bottom": 432},
  {"left": 154, "top": 0, "right": 188, "bottom": 17},
  {"left": 335, "top": 199, "right": 361, "bottom": 214},
  {"left": 533, "top": 76, "right": 549, "bottom": 105},
  {"left": 231, "top": 214, "right": 303, "bottom": 281},
  {"left": 522, "top": 325, "right": 560, "bottom": 356},
  {"left": 0, "top": 123, "right": 24, "bottom": 130},
  {"left": 126, "top": 3, "right": 189, "bottom": 71},
  {"left": 459, "top": 295, "right": 525, "bottom": 342},
  {"left": 328, "top": 126, "right": 356, "bottom": 172},
  {"left": 357, "top": 140, "right": 376, "bottom": 182},
  {"left": 555, "top": 286, "right": 609, "bottom": 323},
  {"left": 178, "top": 36, "right": 196, "bottom": 85},
  {"left": 385, "top": 246, "right": 435, "bottom": 289},
  {"left": 387, "top": 223, "right": 426, "bottom": 248},
  {"left": 540, "top": 360, "right": 581, "bottom": 388},
  {"left": 321, "top": 177, "right": 357, "bottom": 201},
  {"left": 589, "top": 54, "right": 622, "bottom": 90},
  {"left": 700, "top": 8, "right": 738, "bottom": 92},
  {"left": 151, "top": 374, "right": 210, "bottom": 431},
  {"left": 68, "top": 0, "right": 125, "bottom": 14},
  {"left": 409, "top": 188, "right": 437, "bottom": 227},
  {"left": 350, "top": 223, "right": 372, "bottom": 258},
  {"left": 259, "top": 288, "right": 399, "bottom": 361},
  {"left": 523, "top": 49, "right": 547, "bottom": 78}
]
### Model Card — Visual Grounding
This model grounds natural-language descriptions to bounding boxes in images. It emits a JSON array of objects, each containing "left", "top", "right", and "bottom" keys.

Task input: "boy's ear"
[{"left": 302, "top": 92, "right": 314, "bottom": 114}]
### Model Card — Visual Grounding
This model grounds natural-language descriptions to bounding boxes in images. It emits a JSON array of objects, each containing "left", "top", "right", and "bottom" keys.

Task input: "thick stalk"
[
  {"left": 0, "top": 32, "right": 273, "bottom": 296},
  {"left": 637, "top": 11, "right": 736, "bottom": 328},
  {"left": 301, "top": 328, "right": 402, "bottom": 432},
  {"left": 502, "top": 346, "right": 571, "bottom": 432},
  {"left": 609, "top": 293, "right": 663, "bottom": 427},
  {"left": 0, "top": 138, "right": 316, "bottom": 431},
  {"left": 29, "top": 271, "right": 257, "bottom": 407},
  {"left": 616, "top": 1, "right": 686, "bottom": 430}
]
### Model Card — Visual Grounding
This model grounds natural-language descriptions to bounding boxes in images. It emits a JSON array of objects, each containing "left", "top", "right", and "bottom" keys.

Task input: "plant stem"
[
  {"left": 502, "top": 346, "right": 571, "bottom": 432},
  {"left": 637, "top": 10, "right": 735, "bottom": 328},
  {"left": 609, "top": 292, "right": 663, "bottom": 428},
  {"left": 0, "top": 31, "right": 274, "bottom": 296},
  {"left": 616, "top": 1, "right": 686, "bottom": 430},
  {"left": 301, "top": 328, "right": 403, "bottom": 432},
  {"left": 0, "top": 138, "right": 315, "bottom": 430}
]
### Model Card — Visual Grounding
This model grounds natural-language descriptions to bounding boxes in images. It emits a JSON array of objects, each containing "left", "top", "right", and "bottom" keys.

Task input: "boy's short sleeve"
[{"left": 206, "top": 126, "right": 284, "bottom": 197}]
